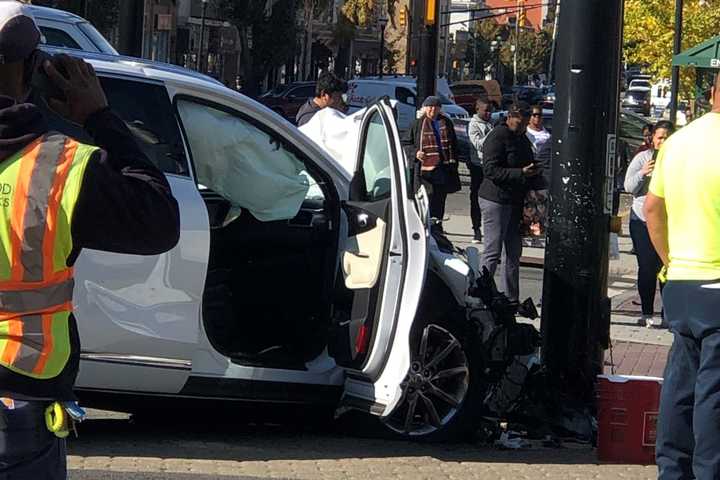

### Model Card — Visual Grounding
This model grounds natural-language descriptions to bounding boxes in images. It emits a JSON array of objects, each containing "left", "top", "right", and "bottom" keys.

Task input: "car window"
[
  {"left": 288, "top": 85, "right": 315, "bottom": 100},
  {"left": 43, "top": 76, "right": 188, "bottom": 176},
  {"left": 39, "top": 26, "right": 81, "bottom": 50},
  {"left": 176, "top": 98, "right": 318, "bottom": 221},
  {"left": 361, "top": 110, "right": 392, "bottom": 201},
  {"left": 395, "top": 87, "right": 416, "bottom": 107}
]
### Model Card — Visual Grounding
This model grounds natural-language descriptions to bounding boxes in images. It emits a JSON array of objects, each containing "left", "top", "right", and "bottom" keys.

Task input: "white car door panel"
[
  {"left": 338, "top": 100, "right": 428, "bottom": 416},
  {"left": 74, "top": 175, "right": 208, "bottom": 393}
]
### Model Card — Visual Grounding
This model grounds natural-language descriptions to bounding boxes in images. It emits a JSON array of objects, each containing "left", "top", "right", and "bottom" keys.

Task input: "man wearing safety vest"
[{"left": 0, "top": 3, "right": 180, "bottom": 476}]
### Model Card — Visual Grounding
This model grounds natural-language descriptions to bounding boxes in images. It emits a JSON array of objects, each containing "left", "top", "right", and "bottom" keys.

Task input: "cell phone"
[{"left": 28, "top": 50, "right": 66, "bottom": 103}]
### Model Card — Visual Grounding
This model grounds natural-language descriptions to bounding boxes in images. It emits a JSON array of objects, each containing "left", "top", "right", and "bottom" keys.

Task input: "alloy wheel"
[{"left": 383, "top": 324, "right": 470, "bottom": 437}]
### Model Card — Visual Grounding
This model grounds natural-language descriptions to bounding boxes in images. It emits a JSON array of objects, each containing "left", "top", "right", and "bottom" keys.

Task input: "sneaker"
[
  {"left": 638, "top": 315, "right": 652, "bottom": 327},
  {"left": 305, "top": 348, "right": 337, "bottom": 373},
  {"left": 472, "top": 229, "right": 482, "bottom": 244},
  {"left": 643, "top": 315, "right": 658, "bottom": 328}
]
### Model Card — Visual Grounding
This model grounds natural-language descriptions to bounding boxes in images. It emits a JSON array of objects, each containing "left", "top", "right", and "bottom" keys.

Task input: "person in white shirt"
[{"left": 522, "top": 105, "right": 551, "bottom": 238}]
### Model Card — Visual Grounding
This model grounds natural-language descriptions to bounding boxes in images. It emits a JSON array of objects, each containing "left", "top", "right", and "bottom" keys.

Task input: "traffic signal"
[
  {"left": 399, "top": 7, "right": 407, "bottom": 27},
  {"left": 425, "top": 0, "right": 436, "bottom": 25},
  {"left": 518, "top": 0, "right": 527, "bottom": 27}
]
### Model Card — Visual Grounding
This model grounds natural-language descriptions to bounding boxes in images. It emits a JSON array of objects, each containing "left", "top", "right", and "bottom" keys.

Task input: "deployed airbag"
[{"left": 178, "top": 100, "right": 310, "bottom": 222}]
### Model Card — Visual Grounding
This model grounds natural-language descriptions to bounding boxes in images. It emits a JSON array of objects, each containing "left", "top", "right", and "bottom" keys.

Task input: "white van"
[{"left": 346, "top": 77, "right": 469, "bottom": 136}]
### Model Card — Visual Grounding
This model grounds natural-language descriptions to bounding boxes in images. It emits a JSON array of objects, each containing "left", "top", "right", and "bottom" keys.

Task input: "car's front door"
[
  {"left": 338, "top": 99, "right": 428, "bottom": 417},
  {"left": 45, "top": 75, "right": 207, "bottom": 394}
]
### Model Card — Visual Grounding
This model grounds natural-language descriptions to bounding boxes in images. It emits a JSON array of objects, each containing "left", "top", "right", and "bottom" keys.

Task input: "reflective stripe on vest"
[{"left": 0, "top": 133, "right": 95, "bottom": 379}]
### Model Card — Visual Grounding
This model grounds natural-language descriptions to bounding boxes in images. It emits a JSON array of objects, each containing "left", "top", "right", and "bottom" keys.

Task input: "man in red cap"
[{"left": 0, "top": 2, "right": 180, "bottom": 476}]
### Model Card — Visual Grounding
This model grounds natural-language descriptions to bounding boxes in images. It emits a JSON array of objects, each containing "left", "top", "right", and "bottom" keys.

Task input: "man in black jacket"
[
  {"left": 0, "top": 3, "right": 179, "bottom": 476},
  {"left": 478, "top": 103, "right": 539, "bottom": 302}
]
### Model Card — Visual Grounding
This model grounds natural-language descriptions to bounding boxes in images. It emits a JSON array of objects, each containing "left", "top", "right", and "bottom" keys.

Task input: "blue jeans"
[
  {"left": 656, "top": 280, "right": 720, "bottom": 479},
  {"left": 0, "top": 400, "right": 66, "bottom": 479}
]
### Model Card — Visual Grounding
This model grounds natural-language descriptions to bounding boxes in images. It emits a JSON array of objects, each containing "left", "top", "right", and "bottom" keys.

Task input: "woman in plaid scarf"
[{"left": 404, "top": 96, "right": 459, "bottom": 232}]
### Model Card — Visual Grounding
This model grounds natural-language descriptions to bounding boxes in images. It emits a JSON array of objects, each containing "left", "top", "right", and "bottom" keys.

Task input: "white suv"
[{"left": 36, "top": 48, "right": 538, "bottom": 441}]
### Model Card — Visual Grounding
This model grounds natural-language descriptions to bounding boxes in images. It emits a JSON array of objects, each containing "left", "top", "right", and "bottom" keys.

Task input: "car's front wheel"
[{"left": 381, "top": 311, "right": 486, "bottom": 442}]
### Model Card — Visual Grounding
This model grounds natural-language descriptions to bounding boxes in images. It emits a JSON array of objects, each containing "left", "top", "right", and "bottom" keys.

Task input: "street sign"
[{"left": 604, "top": 134, "right": 616, "bottom": 214}]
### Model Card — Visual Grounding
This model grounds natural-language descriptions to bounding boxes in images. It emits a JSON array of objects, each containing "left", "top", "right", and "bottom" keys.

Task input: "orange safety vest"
[{"left": 0, "top": 132, "right": 95, "bottom": 398}]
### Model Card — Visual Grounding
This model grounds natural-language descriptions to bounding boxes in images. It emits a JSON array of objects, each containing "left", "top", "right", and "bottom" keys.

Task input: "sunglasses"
[{"left": 530, "top": 113, "right": 542, "bottom": 117}]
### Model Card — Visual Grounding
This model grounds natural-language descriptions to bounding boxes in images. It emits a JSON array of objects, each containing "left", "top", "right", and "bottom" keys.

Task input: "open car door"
[{"left": 337, "top": 99, "right": 428, "bottom": 417}]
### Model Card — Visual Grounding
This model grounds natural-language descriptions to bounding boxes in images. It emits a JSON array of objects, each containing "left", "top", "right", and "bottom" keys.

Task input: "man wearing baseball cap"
[{"left": 0, "top": 2, "right": 180, "bottom": 476}]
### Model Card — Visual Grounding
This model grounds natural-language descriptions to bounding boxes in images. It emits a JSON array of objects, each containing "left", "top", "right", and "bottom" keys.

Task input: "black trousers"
[
  {"left": 421, "top": 172, "right": 448, "bottom": 227},
  {"left": 629, "top": 213, "right": 664, "bottom": 315},
  {"left": 0, "top": 400, "right": 66, "bottom": 479},
  {"left": 469, "top": 164, "right": 483, "bottom": 232},
  {"left": 657, "top": 280, "right": 720, "bottom": 479}
]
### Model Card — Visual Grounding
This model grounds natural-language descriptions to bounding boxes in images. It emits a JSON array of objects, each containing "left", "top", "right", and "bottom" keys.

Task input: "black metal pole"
[
  {"left": 416, "top": 0, "right": 438, "bottom": 104},
  {"left": 540, "top": 0, "right": 623, "bottom": 405},
  {"left": 197, "top": 0, "right": 208, "bottom": 72},
  {"left": 669, "top": 0, "right": 683, "bottom": 124},
  {"left": 379, "top": 23, "right": 385, "bottom": 78}
]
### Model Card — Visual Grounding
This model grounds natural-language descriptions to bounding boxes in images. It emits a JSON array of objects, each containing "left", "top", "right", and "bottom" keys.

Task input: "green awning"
[{"left": 672, "top": 34, "right": 720, "bottom": 68}]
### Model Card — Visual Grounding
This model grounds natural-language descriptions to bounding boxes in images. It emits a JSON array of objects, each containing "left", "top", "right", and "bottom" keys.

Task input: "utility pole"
[
  {"left": 548, "top": 0, "right": 560, "bottom": 84},
  {"left": 669, "top": 0, "right": 683, "bottom": 125},
  {"left": 416, "top": 0, "right": 439, "bottom": 104},
  {"left": 540, "top": 0, "right": 624, "bottom": 406}
]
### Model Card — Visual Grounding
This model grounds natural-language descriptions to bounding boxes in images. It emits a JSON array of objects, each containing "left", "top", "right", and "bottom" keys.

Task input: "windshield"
[
  {"left": 626, "top": 90, "right": 649, "bottom": 100},
  {"left": 78, "top": 22, "right": 118, "bottom": 55}
]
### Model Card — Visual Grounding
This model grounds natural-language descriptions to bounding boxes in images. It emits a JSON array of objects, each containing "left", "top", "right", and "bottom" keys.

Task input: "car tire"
[{"left": 379, "top": 278, "right": 488, "bottom": 442}]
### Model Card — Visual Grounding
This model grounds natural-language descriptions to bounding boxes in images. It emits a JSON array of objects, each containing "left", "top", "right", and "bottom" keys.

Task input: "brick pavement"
[
  {"left": 604, "top": 340, "right": 669, "bottom": 378},
  {"left": 68, "top": 422, "right": 660, "bottom": 480}
]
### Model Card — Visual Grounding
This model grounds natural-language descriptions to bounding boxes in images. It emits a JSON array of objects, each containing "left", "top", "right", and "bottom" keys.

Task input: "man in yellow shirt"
[{"left": 645, "top": 72, "right": 720, "bottom": 480}]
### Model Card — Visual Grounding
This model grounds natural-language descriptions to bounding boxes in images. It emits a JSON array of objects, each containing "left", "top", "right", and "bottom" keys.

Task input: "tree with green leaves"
[
  {"left": 624, "top": 0, "right": 720, "bottom": 99},
  {"left": 464, "top": 18, "right": 551, "bottom": 85}
]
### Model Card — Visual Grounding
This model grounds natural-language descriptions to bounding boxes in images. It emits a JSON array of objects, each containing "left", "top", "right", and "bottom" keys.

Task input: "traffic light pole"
[
  {"left": 540, "top": 0, "right": 623, "bottom": 406},
  {"left": 416, "top": 0, "right": 438, "bottom": 104},
  {"left": 669, "top": 0, "right": 683, "bottom": 124}
]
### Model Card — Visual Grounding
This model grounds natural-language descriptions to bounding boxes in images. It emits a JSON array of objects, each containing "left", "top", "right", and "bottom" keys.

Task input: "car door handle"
[{"left": 346, "top": 251, "right": 370, "bottom": 259}]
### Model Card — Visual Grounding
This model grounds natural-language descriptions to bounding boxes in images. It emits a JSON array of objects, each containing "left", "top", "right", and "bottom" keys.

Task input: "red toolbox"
[{"left": 597, "top": 374, "right": 663, "bottom": 465}]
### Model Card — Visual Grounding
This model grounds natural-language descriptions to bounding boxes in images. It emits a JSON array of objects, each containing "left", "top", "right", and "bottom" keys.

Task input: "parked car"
[
  {"left": 622, "top": 88, "right": 652, "bottom": 116},
  {"left": 36, "top": 47, "right": 539, "bottom": 441},
  {"left": 512, "top": 86, "right": 547, "bottom": 106},
  {"left": 346, "top": 78, "right": 469, "bottom": 138},
  {"left": 258, "top": 81, "right": 316, "bottom": 123},
  {"left": 30, "top": 5, "right": 117, "bottom": 55},
  {"left": 450, "top": 80, "right": 504, "bottom": 113}
]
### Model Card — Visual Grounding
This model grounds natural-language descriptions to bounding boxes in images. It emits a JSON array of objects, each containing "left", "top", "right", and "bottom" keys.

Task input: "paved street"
[
  {"left": 67, "top": 184, "right": 666, "bottom": 479},
  {"left": 68, "top": 409, "right": 659, "bottom": 479}
]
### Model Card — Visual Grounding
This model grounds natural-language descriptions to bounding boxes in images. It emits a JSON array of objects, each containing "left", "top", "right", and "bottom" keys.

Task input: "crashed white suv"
[{"left": 39, "top": 49, "right": 538, "bottom": 441}]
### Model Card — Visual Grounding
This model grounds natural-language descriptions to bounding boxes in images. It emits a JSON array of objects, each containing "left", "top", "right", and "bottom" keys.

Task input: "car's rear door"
[
  {"left": 43, "top": 74, "right": 207, "bottom": 394},
  {"left": 337, "top": 99, "right": 428, "bottom": 417}
]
